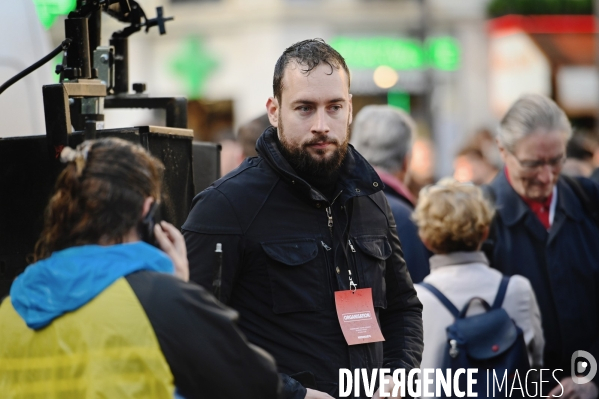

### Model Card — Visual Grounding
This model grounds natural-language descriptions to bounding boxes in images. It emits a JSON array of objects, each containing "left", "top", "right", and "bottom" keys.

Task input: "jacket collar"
[
  {"left": 490, "top": 169, "right": 531, "bottom": 227},
  {"left": 554, "top": 178, "right": 584, "bottom": 222},
  {"left": 429, "top": 251, "right": 489, "bottom": 271},
  {"left": 490, "top": 169, "right": 583, "bottom": 228},
  {"left": 256, "top": 126, "right": 383, "bottom": 204},
  {"left": 374, "top": 167, "right": 415, "bottom": 206}
]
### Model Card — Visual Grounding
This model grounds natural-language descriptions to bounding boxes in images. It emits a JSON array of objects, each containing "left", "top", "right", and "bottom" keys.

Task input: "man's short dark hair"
[{"left": 273, "top": 38, "right": 350, "bottom": 103}]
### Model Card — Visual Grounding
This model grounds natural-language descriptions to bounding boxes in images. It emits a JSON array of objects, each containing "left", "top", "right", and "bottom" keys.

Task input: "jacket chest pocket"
[
  {"left": 262, "top": 238, "right": 325, "bottom": 314},
  {"left": 353, "top": 235, "right": 392, "bottom": 309}
]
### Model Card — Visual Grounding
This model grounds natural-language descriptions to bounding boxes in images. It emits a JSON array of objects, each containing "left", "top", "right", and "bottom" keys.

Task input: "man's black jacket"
[{"left": 183, "top": 127, "right": 423, "bottom": 399}]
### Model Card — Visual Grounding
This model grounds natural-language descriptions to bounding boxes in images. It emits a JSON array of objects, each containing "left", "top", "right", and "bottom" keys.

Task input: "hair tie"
[
  {"left": 60, "top": 142, "right": 93, "bottom": 176},
  {"left": 59, "top": 147, "right": 77, "bottom": 162}
]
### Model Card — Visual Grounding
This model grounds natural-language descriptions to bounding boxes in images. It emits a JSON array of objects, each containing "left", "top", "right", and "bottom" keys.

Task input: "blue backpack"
[{"left": 420, "top": 277, "right": 530, "bottom": 398}]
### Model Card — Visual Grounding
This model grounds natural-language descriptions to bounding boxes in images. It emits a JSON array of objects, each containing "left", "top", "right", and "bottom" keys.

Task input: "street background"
[{"left": 3, "top": 0, "right": 599, "bottom": 183}]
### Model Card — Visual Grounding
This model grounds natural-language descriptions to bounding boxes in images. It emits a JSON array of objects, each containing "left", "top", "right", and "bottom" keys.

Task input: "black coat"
[
  {"left": 183, "top": 127, "right": 423, "bottom": 399},
  {"left": 484, "top": 170, "right": 599, "bottom": 383},
  {"left": 383, "top": 189, "right": 431, "bottom": 284}
]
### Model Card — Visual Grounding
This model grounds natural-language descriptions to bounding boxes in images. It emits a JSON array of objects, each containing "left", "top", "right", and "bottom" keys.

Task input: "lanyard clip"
[{"left": 348, "top": 270, "right": 357, "bottom": 293}]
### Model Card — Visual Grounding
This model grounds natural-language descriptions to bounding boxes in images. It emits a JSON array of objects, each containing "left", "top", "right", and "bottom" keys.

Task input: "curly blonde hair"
[{"left": 412, "top": 178, "right": 495, "bottom": 254}]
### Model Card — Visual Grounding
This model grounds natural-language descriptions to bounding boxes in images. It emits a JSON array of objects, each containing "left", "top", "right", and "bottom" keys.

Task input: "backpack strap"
[
  {"left": 491, "top": 276, "right": 510, "bottom": 309},
  {"left": 419, "top": 282, "right": 459, "bottom": 318},
  {"left": 458, "top": 297, "right": 491, "bottom": 318}
]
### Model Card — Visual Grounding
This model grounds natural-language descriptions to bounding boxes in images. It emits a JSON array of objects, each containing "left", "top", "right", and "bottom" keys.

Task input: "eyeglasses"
[{"left": 510, "top": 152, "right": 565, "bottom": 172}]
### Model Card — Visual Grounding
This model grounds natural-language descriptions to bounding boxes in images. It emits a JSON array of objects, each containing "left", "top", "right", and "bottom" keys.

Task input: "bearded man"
[{"left": 183, "top": 39, "right": 423, "bottom": 399}]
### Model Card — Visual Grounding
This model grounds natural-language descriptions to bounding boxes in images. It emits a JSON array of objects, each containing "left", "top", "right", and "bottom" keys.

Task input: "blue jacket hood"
[{"left": 10, "top": 242, "right": 174, "bottom": 330}]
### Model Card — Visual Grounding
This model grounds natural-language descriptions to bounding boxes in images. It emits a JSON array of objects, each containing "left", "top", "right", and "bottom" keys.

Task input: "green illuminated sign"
[
  {"left": 427, "top": 37, "right": 460, "bottom": 71},
  {"left": 330, "top": 36, "right": 460, "bottom": 71},
  {"left": 33, "top": 0, "right": 76, "bottom": 29},
  {"left": 170, "top": 37, "right": 218, "bottom": 100},
  {"left": 331, "top": 37, "right": 424, "bottom": 70}
]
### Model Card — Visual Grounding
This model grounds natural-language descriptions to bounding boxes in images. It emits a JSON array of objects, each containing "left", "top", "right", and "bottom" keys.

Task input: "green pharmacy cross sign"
[
  {"left": 33, "top": 0, "right": 76, "bottom": 29},
  {"left": 330, "top": 36, "right": 460, "bottom": 72},
  {"left": 170, "top": 37, "right": 219, "bottom": 100}
]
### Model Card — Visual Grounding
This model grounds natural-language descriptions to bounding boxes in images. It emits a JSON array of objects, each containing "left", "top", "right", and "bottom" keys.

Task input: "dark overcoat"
[{"left": 485, "top": 170, "right": 599, "bottom": 383}]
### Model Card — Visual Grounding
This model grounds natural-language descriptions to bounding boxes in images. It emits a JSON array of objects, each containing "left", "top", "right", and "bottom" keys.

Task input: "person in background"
[
  {"left": 406, "top": 137, "right": 435, "bottom": 200},
  {"left": 453, "top": 129, "right": 500, "bottom": 185},
  {"left": 351, "top": 105, "right": 431, "bottom": 283},
  {"left": 214, "top": 128, "right": 244, "bottom": 176},
  {"left": 485, "top": 94, "right": 599, "bottom": 399},
  {"left": 562, "top": 133, "right": 596, "bottom": 178},
  {"left": 238, "top": 113, "right": 272, "bottom": 158},
  {"left": 453, "top": 146, "right": 499, "bottom": 185},
  {"left": 413, "top": 178, "right": 543, "bottom": 372},
  {"left": 0, "top": 138, "right": 281, "bottom": 399}
]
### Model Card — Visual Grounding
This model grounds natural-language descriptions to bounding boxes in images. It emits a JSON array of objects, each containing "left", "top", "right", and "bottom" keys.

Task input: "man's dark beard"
[{"left": 278, "top": 123, "right": 350, "bottom": 178}]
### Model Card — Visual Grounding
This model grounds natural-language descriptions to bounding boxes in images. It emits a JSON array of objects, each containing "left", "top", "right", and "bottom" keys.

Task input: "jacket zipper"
[
  {"left": 326, "top": 207, "right": 333, "bottom": 236},
  {"left": 325, "top": 190, "right": 343, "bottom": 237},
  {"left": 322, "top": 190, "right": 345, "bottom": 287}
]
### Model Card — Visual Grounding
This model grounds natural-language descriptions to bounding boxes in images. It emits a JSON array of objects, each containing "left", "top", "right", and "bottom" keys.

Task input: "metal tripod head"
[{"left": 44, "top": 0, "right": 178, "bottom": 159}]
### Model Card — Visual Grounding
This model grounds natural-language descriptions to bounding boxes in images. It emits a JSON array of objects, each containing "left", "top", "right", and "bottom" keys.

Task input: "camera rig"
[
  {"left": 0, "top": 0, "right": 221, "bottom": 299},
  {"left": 44, "top": 0, "right": 187, "bottom": 158}
]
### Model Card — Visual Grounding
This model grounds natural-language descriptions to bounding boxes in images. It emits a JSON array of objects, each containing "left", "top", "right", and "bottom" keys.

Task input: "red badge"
[{"left": 334, "top": 288, "right": 385, "bottom": 345}]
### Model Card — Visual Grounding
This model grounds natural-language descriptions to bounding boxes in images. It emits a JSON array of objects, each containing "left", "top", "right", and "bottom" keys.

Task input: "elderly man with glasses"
[{"left": 484, "top": 94, "right": 599, "bottom": 399}]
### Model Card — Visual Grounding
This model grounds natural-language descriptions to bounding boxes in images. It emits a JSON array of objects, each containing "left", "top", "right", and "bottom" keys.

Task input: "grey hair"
[
  {"left": 350, "top": 105, "right": 416, "bottom": 173},
  {"left": 498, "top": 94, "right": 572, "bottom": 152}
]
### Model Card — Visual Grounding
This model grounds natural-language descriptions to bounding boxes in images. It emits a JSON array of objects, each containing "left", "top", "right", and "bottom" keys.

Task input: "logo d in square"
[{"left": 571, "top": 350, "right": 597, "bottom": 385}]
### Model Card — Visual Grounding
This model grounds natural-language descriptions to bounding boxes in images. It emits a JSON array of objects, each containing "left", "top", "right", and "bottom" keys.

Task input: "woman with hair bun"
[
  {"left": 0, "top": 138, "right": 280, "bottom": 399},
  {"left": 413, "top": 178, "right": 544, "bottom": 373}
]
